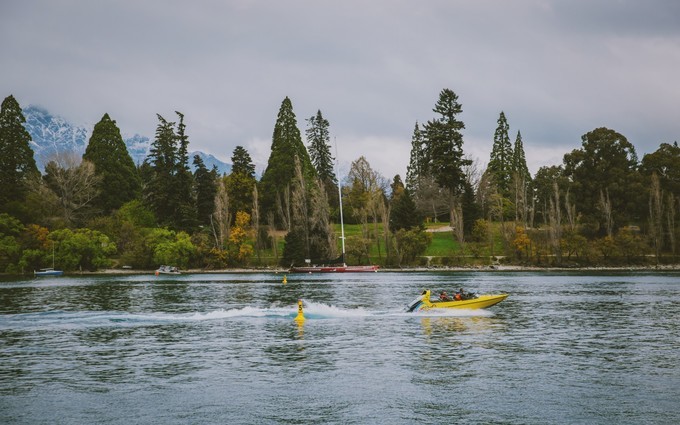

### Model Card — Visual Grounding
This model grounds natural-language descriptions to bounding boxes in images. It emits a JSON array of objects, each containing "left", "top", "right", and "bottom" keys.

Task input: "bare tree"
[
  {"left": 649, "top": 173, "right": 664, "bottom": 263},
  {"left": 599, "top": 189, "right": 613, "bottom": 237},
  {"left": 309, "top": 177, "right": 336, "bottom": 260},
  {"left": 212, "top": 177, "right": 231, "bottom": 248},
  {"left": 667, "top": 193, "right": 676, "bottom": 255},
  {"left": 290, "top": 157, "right": 310, "bottom": 257},
  {"left": 548, "top": 182, "right": 562, "bottom": 264},
  {"left": 450, "top": 198, "right": 465, "bottom": 252},
  {"left": 275, "top": 185, "right": 291, "bottom": 231},
  {"left": 267, "top": 211, "right": 278, "bottom": 261},
  {"left": 414, "top": 177, "right": 448, "bottom": 222},
  {"left": 565, "top": 189, "right": 577, "bottom": 233},
  {"left": 252, "top": 184, "right": 261, "bottom": 263},
  {"left": 43, "top": 152, "right": 101, "bottom": 226},
  {"left": 379, "top": 196, "right": 391, "bottom": 261}
]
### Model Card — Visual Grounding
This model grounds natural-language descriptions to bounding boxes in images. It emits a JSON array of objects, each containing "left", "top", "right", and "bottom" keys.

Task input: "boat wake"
[{"left": 1, "top": 300, "right": 493, "bottom": 330}]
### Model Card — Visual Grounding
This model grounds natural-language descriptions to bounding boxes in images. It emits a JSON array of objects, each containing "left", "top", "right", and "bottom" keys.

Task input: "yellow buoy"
[
  {"left": 283, "top": 275, "right": 287, "bottom": 285},
  {"left": 294, "top": 299, "right": 305, "bottom": 323}
]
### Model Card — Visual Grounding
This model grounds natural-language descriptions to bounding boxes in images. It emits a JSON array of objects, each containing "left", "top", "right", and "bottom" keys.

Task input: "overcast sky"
[{"left": 2, "top": 0, "right": 679, "bottom": 179}]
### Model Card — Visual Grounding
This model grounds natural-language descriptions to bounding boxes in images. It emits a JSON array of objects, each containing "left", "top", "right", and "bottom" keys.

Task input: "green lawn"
[{"left": 251, "top": 222, "right": 509, "bottom": 267}]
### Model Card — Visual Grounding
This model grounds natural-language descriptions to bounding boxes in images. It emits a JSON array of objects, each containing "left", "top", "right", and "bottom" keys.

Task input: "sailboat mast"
[{"left": 335, "top": 139, "right": 346, "bottom": 265}]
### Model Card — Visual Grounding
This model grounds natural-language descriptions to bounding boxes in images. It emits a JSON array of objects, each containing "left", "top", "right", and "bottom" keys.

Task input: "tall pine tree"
[
  {"left": 422, "top": 89, "right": 470, "bottom": 196},
  {"left": 225, "top": 145, "right": 256, "bottom": 219},
  {"left": 259, "top": 97, "right": 315, "bottom": 226},
  {"left": 0, "top": 95, "right": 39, "bottom": 217},
  {"left": 306, "top": 110, "right": 338, "bottom": 213},
  {"left": 512, "top": 130, "right": 530, "bottom": 184},
  {"left": 389, "top": 175, "right": 422, "bottom": 232},
  {"left": 231, "top": 145, "right": 256, "bottom": 178},
  {"left": 405, "top": 121, "right": 425, "bottom": 192},
  {"left": 488, "top": 111, "right": 513, "bottom": 196},
  {"left": 173, "top": 112, "right": 196, "bottom": 231},
  {"left": 83, "top": 113, "right": 140, "bottom": 214},
  {"left": 306, "top": 110, "right": 336, "bottom": 185},
  {"left": 193, "top": 154, "right": 217, "bottom": 227},
  {"left": 144, "top": 112, "right": 196, "bottom": 231}
]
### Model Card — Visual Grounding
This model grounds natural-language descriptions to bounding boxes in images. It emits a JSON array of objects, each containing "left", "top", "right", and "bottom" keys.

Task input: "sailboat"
[
  {"left": 289, "top": 152, "right": 379, "bottom": 273},
  {"left": 34, "top": 242, "right": 64, "bottom": 277}
]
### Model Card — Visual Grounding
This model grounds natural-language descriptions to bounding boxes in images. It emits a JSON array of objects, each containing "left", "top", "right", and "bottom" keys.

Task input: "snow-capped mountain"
[
  {"left": 22, "top": 105, "right": 231, "bottom": 175},
  {"left": 124, "top": 133, "right": 152, "bottom": 166},
  {"left": 190, "top": 151, "right": 232, "bottom": 175},
  {"left": 24, "top": 106, "right": 89, "bottom": 168}
]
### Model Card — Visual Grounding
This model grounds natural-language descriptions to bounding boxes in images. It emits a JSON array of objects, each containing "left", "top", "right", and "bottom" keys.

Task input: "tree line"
[{"left": 1, "top": 92, "right": 679, "bottom": 273}]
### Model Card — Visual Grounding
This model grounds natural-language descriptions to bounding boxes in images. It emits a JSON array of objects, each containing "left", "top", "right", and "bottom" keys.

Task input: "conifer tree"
[
  {"left": 225, "top": 146, "right": 256, "bottom": 220},
  {"left": 230, "top": 145, "right": 256, "bottom": 178},
  {"left": 511, "top": 130, "right": 532, "bottom": 225},
  {"left": 0, "top": 95, "right": 39, "bottom": 216},
  {"left": 306, "top": 110, "right": 336, "bottom": 185},
  {"left": 144, "top": 112, "right": 196, "bottom": 231},
  {"left": 83, "top": 113, "right": 140, "bottom": 214},
  {"left": 259, "top": 97, "right": 315, "bottom": 226},
  {"left": 145, "top": 115, "right": 176, "bottom": 226},
  {"left": 512, "top": 130, "right": 530, "bottom": 184},
  {"left": 306, "top": 110, "right": 338, "bottom": 213},
  {"left": 193, "top": 154, "right": 217, "bottom": 227},
  {"left": 422, "top": 89, "right": 470, "bottom": 196},
  {"left": 488, "top": 111, "right": 513, "bottom": 196},
  {"left": 405, "top": 122, "right": 425, "bottom": 192},
  {"left": 173, "top": 112, "right": 196, "bottom": 231},
  {"left": 389, "top": 177, "right": 422, "bottom": 232}
]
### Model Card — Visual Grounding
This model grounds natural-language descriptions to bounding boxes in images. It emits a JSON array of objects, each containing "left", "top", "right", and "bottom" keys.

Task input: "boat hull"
[
  {"left": 289, "top": 265, "right": 379, "bottom": 273},
  {"left": 34, "top": 269, "right": 64, "bottom": 277},
  {"left": 155, "top": 265, "right": 181, "bottom": 275},
  {"left": 408, "top": 293, "right": 508, "bottom": 311}
]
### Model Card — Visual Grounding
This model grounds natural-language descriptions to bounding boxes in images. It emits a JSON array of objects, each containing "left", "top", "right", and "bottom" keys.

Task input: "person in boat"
[
  {"left": 454, "top": 288, "right": 465, "bottom": 301},
  {"left": 439, "top": 291, "right": 450, "bottom": 301}
]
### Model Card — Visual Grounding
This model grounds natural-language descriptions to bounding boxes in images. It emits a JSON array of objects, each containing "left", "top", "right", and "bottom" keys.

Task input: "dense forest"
[{"left": 1, "top": 91, "right": 679, "bottom": 273}]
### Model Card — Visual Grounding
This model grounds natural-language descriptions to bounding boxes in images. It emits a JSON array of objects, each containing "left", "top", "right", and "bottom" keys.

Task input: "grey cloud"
[{"left": 1, "top": 0, "right": 678, "bottom": 179}]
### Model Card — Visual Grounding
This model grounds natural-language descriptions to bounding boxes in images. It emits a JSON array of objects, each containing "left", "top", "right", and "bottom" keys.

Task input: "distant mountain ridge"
[{"left": 22, "top": 105, "right": 231, "bottom": 175}]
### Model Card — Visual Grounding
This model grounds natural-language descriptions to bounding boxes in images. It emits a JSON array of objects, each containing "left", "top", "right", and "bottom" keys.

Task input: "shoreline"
[{"left": 9, "top": 263, "right": 679, "bottom": 276}]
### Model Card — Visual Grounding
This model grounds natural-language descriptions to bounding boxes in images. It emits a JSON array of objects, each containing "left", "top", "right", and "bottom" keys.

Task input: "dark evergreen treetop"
[
  {"left": 306, "top": 110, "right": 336, "bottom": 185},
  {"left": 563, "top": 127, "right": 643, "bottom": 232},
  {"left": 193, "top": 154, "right": 217, "bottom": 227},
  {"left": 488, "top": 111, "right": 513, "bottom": 195},
  {"left": 144, "top": 112, "right": 196, "bottom": 231},
  {"left": 259, "top": 97, "right": 315, "bottom": 221},
  {"left": 83, "top": 113, "right": 141, "bottom": 214},
  {"left": 0, "top": 95, "right": 39, "bottom": 215},
  {"left": 230, "top": 145, "right": 256, "bottom": 178},
  {"left": 226, "top": 145, "right": 256, "bottom": 218},
  {"left": 640, "top": 142, "right": 680, "bottom": 194},
  {"left": 405, "top": 121, "right": 425, "bottom": 192},
  {"left": 389, "top": 185, "right": 422, "bottom": 232},
  {"left": 422, "top": 89, "right": 471, "bottom": 195},
  {"left": 173, "top": 112, "right": 197, "bottom": 232},
  {"left": 511, "top": 130, "right": 531, "bottom": 183}
]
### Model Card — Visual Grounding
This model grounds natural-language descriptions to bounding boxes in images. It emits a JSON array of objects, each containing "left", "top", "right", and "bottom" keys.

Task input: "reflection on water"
[{"left": 1, "top": 271, "right": 679, "bottom": 424}]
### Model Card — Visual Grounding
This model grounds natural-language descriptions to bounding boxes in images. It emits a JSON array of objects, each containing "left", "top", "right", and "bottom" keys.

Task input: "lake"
[{"left": 1, "top": 271, "right": 679, "bottom": 424}]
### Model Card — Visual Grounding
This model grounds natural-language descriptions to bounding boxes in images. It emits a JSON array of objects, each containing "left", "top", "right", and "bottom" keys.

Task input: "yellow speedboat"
[{"left": 406, "top": 289, "right": 508, "bottom": 312}]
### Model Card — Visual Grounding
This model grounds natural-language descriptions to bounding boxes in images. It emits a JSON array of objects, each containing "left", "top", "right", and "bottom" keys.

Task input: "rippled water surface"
[{"left": 1, "top": 271, "right": 679, "bottom": 424}]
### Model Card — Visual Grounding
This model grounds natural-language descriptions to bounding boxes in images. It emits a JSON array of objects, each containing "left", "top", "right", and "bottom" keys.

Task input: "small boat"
[
  {"left": 288, "top": 160, "right": 378, "bottom": 274},
  {"left": 406, "top": 289, "right": 508, "bottom": 312},
  {"left": 155, "top": 265, "right": 181, "bottom": 275},
  {"left": 34, "top": 268, "right": 64, "bottom": 277},
  {"left": 289, "top": 263, "right": 379, "bottom": 273},
  {"left": 35, "top": 242, "right": 63, "bottom": 276}
]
